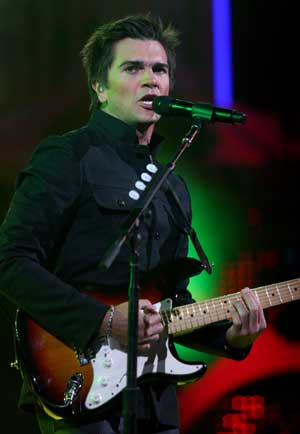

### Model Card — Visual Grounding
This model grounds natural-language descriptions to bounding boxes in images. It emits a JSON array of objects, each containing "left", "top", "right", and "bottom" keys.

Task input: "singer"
[{"left": 0, "top": 14, "right": 266, "bottom": 434}]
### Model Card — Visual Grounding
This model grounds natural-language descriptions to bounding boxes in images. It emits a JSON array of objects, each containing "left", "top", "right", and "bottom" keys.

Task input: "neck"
[{"left": 136, "top": 124, "right": 155, "bottom": 145}]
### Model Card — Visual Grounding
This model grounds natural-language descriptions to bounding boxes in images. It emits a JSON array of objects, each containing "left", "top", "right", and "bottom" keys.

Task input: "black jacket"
[{"left": 0, "top": 109, "right": 249, "bottom": 426}]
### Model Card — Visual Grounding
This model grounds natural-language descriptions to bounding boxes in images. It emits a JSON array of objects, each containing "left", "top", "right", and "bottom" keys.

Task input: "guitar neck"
[{"left": 163, "top": 278, "right": 300, "bottom": 336}]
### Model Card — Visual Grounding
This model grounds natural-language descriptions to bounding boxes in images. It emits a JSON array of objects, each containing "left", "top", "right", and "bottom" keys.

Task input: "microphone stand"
[{"left": 99, "top": 116, "right": 206, "bottom": 434}]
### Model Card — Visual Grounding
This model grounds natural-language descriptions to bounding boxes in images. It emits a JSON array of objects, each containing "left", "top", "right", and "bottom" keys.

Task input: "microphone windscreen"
[{"left": 152, "top": 96, "right": 172, "bottom": 115}]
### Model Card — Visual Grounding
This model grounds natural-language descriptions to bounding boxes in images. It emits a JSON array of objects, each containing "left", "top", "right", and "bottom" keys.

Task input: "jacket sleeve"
[
  {"left": 0, "top": 136, "right": 108, "bottom": 352},
  {"left": 174, "top": 321, "right": 252, "bottom": 361}
]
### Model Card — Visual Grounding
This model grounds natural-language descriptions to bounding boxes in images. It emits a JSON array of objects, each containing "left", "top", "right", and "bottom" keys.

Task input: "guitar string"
[
  {"left": 174, "top": 279, "right": 300, "bottom": 317},
  {"left": 162, "top": 279, "right": 300, "bottom": 333}
]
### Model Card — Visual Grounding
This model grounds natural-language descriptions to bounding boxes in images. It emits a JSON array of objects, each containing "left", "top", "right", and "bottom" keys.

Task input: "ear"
[{"left": 92, "top": 81, "right": 107, "bottom": 104}]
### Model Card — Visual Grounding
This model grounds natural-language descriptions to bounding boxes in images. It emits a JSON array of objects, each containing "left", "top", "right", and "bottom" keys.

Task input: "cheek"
[
  {"left": 107, "top": 77, "right": 130, "bottom": 98},
  {"left": 114, "top": 83, "right": 136, "bottom": 104},
  {"left": 162, "top": 77, "right": 170, "bottom": 94}
]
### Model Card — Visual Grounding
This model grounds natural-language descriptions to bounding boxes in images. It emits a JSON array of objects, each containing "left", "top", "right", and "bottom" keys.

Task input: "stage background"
[{"left": 0, "top": 1, "right": 299, "bottom": 433}]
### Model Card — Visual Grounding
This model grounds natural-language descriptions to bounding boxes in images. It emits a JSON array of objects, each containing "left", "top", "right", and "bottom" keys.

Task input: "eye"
[
  {"left": 153, "top": 65, "right": 168, "bottom": 74},
  {"left": 124, "top": 65, "right": 141, "bottom": 74}
]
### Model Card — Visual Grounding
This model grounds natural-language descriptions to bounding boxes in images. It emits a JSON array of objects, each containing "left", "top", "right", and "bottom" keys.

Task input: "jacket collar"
[{"left": 87, "top": 108, "right": 164, "bottom": 156}]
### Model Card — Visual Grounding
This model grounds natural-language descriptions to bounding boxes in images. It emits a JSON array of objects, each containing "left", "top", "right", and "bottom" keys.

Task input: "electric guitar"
[{"left": 14, "top": 264, "right": 300, "bottom": 421}]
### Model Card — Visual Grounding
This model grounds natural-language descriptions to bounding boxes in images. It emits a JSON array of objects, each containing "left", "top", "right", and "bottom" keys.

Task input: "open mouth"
[{"left": 139, "top": 95, "right": 158, "bottom": 110}]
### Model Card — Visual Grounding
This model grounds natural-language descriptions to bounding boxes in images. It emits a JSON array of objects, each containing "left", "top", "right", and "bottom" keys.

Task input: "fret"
[
  {"left": 200, "top": 301, "right": 213, "bottom": 325},
  {"left": 191, "top": 303, "right": 197, "bottom": 325},
  {"left": 267, "top": 284, "right": 281, "bottom": 305},
  {"left": 193, "top": 302, "right": 212, "bottom": 326},
  {"left": 206, "top": 299, "right": 220, "bottom": 322},
  {"left": 256, "top": 279, "right": 300, "bottom": 309},
  {"left": 185, "top": 305, "right": 198, "bottom": 329},
  {"left": 181, "top": 303, "right": 198, "bottom": 329},
  {"left": 160, "top": 310, "right": 168, "bottom": 328},
  {"left": 165, "top": 277, "right": 300, "bottom": 337},
  {"left": 210, "top": 300, "right": 219, "bottom": 322},
  {"left": 263, "top": 285, "right": 273, "bottom": 307},
  {"left": 219, "top": 294, "right": 232, "bottom": 321},
  {"left": 177, "top": 306, "right": 190, "bottom": 331},
  {"left": 276, "top": 284, "right": 283, "bottom": 304},
  {"left": 281, "top": 283, "right": 294, "bottom": 303},
  {"left": 287, "top": 282, "right": 294, "bottom": 300},
  {"left": 288, "top": 281, "right": 298, "bottom": 299}
]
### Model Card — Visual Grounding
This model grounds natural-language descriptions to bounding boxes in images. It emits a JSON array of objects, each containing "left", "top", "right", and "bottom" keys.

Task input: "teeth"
[{"left": 140, "top": 101, "right": 153, "bottom": 108}]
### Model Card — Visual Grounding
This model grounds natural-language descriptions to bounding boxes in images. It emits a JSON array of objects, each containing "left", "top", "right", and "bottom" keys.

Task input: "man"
[{"left": 0, "top": 14, "right": 266, "bottom": 434}]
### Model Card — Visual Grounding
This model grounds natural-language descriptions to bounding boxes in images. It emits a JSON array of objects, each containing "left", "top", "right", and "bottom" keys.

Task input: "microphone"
[{"left": 152, "top": 96, "right": 246, "bottom": 124}]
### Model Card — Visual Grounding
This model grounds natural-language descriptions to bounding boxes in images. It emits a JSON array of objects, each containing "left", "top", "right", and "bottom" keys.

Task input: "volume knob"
[{"left": 103, "top": 358, "right": 113, "bottom": 368}]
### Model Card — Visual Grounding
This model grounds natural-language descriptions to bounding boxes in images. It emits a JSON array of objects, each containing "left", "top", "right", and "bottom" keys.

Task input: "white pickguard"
[{"left": 85, "top": 298, "right": 204, "bottom": 410}]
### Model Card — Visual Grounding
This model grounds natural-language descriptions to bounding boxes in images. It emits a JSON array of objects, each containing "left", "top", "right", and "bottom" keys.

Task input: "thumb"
[{"left": 139, "top": 299, "right": 157, "bottom": 314}]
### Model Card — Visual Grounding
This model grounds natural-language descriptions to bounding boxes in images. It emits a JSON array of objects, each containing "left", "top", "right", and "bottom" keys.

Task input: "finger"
[
  {"left": 143, "top": 312, "right": 162, "bottom": 328},
  {"left": 230, "top": 305, "right": 242, "bottom": 328},
  {"left": 137, "top": 311, "right": 161, "bottom": 339},
  {"left": 139, "top": 334, "right": 160, "bottom": 345},
  {"left": 138, "top": 314, "right": 147, "bottom": 339},
  {"left": 138, "top": 308, "right": 146, "bottom": 321},
  {"left": 244, "top": 301, "right": 259, "bottom": 333},
  {"left": 241, "top": 287, "right": 257, "bottom": 309},
  {"left": 251, "top": 298, "right": 267, "bottom": 331},
  {"left": 241, "top": 288, "right": 264, "bottom": 333},
  {"left": 144, "top": 322, "right": 164, "bottom": 337},
  {"left": 138, "top": 343, "right": 151, "bottom": 356},
  {"left": 141, "top": 313, "right": 163, "bottom": 336},
  {"left": 139, "top": 299, "right": 158, "bottom": 314},
  {"left": 232, "top": 299, "right": 249, "bottom": 327},
  {"left": 250, "top": 293, "right": 267, "bottom": 330}
]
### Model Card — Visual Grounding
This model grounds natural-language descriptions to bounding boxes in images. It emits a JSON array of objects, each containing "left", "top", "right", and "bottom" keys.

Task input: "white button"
[
  {"left": 129, "top": 190, "right": 140, "bottom": 200},
  {"left": 135, "top": 181, "right": 146, "bottom": 191},
  {"left": 141, "top": 173, "right": 152, "bottom": 182},
  {"left": 146, "top": 163, "right": 158, "bottom": 173}
]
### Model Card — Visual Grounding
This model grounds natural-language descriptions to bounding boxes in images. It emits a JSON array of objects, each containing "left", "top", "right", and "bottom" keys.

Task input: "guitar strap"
[{"left": 166, "top": 178, "right": 212, "bottom": 275}]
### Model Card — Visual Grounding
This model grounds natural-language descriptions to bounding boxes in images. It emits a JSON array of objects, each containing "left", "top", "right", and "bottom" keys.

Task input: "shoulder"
[
  {"left": 32, "top": 125, "right": 94, "bottom": 162},
  {"left": 15, "top": 126, "right": 96, "bottom": 190},
  {"left": 23, "top": 125, "right": 100, "bottom": 177}
]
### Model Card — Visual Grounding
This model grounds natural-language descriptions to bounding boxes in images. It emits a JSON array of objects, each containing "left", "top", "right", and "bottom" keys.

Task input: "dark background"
[{"left": 0, "top": 1, "right": 299, "bottom": 432}]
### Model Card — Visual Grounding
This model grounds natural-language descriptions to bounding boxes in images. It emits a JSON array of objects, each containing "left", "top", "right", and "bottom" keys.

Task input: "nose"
[{"left": 141, "top": 68, "right": 158, "bottom": 88}]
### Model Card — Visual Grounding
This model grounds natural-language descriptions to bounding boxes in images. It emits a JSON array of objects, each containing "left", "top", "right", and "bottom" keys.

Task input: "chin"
[{"left": 140, "top": 112, "right": 160, "bottom": 124}]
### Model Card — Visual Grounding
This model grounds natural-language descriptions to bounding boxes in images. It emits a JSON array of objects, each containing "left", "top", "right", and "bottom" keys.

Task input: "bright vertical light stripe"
[{"left": 212, "top": 0, "right": 233, "bottom": 107}]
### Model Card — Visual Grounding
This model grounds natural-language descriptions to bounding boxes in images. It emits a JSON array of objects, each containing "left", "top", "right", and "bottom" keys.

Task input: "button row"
[{"left": 129, "top": 163, "right": 158, "bottom": 201}]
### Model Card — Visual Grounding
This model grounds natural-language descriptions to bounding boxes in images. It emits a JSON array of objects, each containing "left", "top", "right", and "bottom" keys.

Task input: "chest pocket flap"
[
  {"left": 90, "top": 184, "right": 138, "bottom": 211},
  {"left": 83, "top": 145, "right": 141, "bottom": 211}
]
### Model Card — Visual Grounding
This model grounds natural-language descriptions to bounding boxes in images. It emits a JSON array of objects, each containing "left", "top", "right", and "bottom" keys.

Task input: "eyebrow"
[{"left": 119, "top": 60, "right": 169, "bottom": 70}]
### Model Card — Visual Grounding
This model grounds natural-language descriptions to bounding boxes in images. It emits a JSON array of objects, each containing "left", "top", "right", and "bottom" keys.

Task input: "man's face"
[{"left": 94, "top": 38, "right": 170, "bottom": 129}]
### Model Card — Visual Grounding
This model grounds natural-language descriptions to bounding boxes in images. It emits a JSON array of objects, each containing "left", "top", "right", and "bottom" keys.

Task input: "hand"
[
  {"left": 225, "top": 287, "right": 267, "bottom": 349},
  {"left": 101, "top": 299, "right": 164, "bottom": 353}
]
